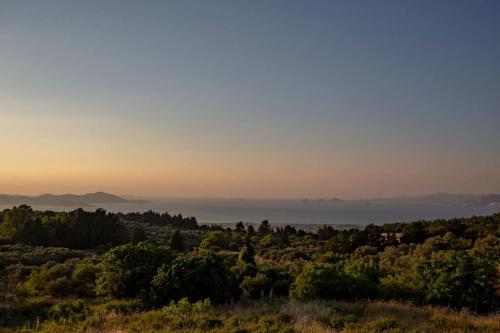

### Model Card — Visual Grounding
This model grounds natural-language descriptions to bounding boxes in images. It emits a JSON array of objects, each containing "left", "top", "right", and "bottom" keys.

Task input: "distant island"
[
  {"left": 301, "top": 197, "right": 345, "bottom": 203},
  {"left": 0, "top": 192, "right": 148, "bottom": 207},
  {"left": 301, "top": 193, "right": 500, "bottom": 208}
]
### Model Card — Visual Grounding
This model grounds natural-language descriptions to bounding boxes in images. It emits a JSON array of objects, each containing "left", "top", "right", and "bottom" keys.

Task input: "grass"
[{"left": 2, "top": 298, "right": 499, "bottom": 333}]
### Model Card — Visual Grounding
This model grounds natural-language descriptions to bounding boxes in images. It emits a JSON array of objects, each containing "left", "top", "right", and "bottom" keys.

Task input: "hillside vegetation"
[{"left": 0, "top": 206, "right": 499, "bottom": 332}]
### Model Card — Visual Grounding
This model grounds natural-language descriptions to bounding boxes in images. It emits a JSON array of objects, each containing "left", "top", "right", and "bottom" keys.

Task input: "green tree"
[
  {"left": 72, "top": 263, "right": 101, "bottom": 297},
  {"left": 235, "top": 221, "right": 245, "bottom": 233},
  {"left": 258, "top": 220, "right": 271, "bottom": 234},
  {"left": 97, "top": 242, "right": 173, "bottom": 299},
  {"left": 200, "top": 231, "right": 232, "bottom": 250},
  {"left": 246, "top": 225, "right": 255, "bottom": 237},
  {"left": 290, "top": 263, "right": 353, "bottom": 300},
  {"left": 238, "top": 244, "right": 255, "bottom": 264},
  {"left": 343, "top": 257, "right": 380, "bottom": 298},
  {"left": 170, "top": 230, "right": 185, "bottom": 251},
  {"left": 132, "top": 226, "right": 146, "bottom": 244},
  {"left": 415, "top": 250, "right": 497, "bottom": 312},
  {"left": 152, "top": 251, "right": 239, "bottom": 304},
  {"left": 401, "top": 222, "right": 427, "bottom": 244}
]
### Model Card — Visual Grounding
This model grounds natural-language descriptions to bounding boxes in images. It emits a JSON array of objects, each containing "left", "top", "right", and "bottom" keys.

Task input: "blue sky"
[{"left": 1, "top": 1, "right": 499, "bottom": 198}]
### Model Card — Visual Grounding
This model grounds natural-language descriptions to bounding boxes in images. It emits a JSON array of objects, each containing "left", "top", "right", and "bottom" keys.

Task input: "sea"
[{"left": 2, "top": 197, "right": 498, "bottom": 226}]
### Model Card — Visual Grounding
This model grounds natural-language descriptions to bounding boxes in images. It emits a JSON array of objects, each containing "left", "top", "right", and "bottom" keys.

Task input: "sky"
[{"left": 1, "top": 0, "right": 499, "bottom": 199}]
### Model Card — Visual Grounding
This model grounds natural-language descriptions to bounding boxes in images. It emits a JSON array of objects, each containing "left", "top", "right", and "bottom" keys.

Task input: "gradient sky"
[{"left": 1, "top": 0, "right": 499, "bottom": 199}]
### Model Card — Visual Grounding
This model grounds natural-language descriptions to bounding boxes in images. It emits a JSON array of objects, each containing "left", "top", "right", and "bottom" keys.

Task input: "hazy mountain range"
[{"left": 0, "top": 192, "right": 148, "bottom": 207}]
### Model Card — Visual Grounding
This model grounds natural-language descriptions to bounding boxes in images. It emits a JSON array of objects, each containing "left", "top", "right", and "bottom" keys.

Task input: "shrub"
[
  {"left": 255, "top": 315, "right": 294, "bottom": 333},
  {"left": 324, "top": 313, "right": 357, "bottom": 330},
  {"left": 240, "top": 273, "right": 270, "bottom": 298},
  {"left": 49, "top": 300, "right": 92, "bottom": 322},
  {"left": 162, "top": 298, "right": 220, "bottom": 329},
  {"left": 366, "top": 317, "right": 398, "bottom": 332},
  {"left": 18, "top": 297, "right": 53, "bottom": 323},
  {"left": 101, "top": 299, "right": 144, "bottom": 314},
  {"left": 96, "top": 242, "right": 174, "bottom": 299},
  {"left": 152, "top": 251, "right": 239, "bottom": 304},
  {"left": 71, "top": 262, "right": 101, "bottom": 297},
  {"left": 200, "top": 231, "right": 234, "bottom": 250},
  {"left": 289, "top": 263, "right": 354, "bottom": 300},
  {"left": 17, "top": 262, "right": 75, "bottom": 297},
  {"left": 415, "top": 250, "right": 498, "bottom": 312},
  {"left": 45, "top": 277, "right": 73, "bottom": 297}
]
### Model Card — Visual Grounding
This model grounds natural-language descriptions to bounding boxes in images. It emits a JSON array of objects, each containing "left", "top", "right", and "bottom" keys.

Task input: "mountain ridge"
[{"left": 0, "top": 192, "right": 148, "bottom": 207}]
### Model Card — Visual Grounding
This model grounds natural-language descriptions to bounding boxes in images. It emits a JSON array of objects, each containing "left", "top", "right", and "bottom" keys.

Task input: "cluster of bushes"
[
  {"left": 290, "top": 247, "right": 497, "bottom": 312},
  {"left": 15, "top": 259, "right": 100, "bottom": 298},
  {"left": 95, "top": 241, "right": 290, "bottom": 305}
]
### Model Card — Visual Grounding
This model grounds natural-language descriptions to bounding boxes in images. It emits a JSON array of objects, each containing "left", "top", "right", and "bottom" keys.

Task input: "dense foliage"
[
  {"left": 1, "top": 206, "right": 127, "bottom": 248},
  {"left": 0, "top": 206, "right": 499, "bottom": 331}
]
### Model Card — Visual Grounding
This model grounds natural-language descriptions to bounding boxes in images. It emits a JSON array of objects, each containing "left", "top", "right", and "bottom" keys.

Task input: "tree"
[
  {"left": 290, "top": 263, "right": 353, "bottom": 300},
  {"left": 364, "top": 224, "right": 382, "bottom": 248},
  {"left": 72, "top": 263, "right": 101, "bottom": 297},
  {"left": 170, "top": 230, "right": 185, "bottom": 251},
  {"left": 247, "top": 225, "right": 255, "bottom": 237},
  {"left": 152, "top": 251, "right": 239, "bottom": 304},
  {"left": 318, "top": 225, "right": 337, "bottom": 240},
  {"left": 324, "top": 232, "right": 355, "bottom": 254},
  {"left": 132, "top": 226, "right": 146, "bottom": 244},
  {"left": 3, "top": 205, "right": 33, "bottom": 238},
  {"left": 258, "top": 220, "right": 271, "bottom": 234},
  {"left": 472, "top": 234, "right": 500, "bottom": 261},
  {"left": 235, "top": 222, "right": 245, "bottom": 233},
  {"left": 401, "top": 222, "right": 427, "bottom": 244},
  {"left": 415, "top": 250, "right": 497, "bottom": 312},
  {"left": 240, "top": 273, "right": 270, "bottom": 299},
  {"left": 200, "top": 231, "right": 232, "bottom": 250},
  {"left": 97, "top": 242, "right": 173, "bottom": 299},
  {"left": 343, "top": 257, "right": 380, "bottom": 298}
]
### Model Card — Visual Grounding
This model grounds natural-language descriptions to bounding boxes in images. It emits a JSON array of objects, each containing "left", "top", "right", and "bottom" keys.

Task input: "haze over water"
[{"left": 2, "top": 197, "right": 496, "bottom": 226}]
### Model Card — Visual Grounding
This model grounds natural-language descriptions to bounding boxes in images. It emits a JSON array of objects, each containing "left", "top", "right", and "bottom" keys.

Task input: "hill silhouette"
[{"left": 0, "top": 192, "right": 147, "bottom": 207}]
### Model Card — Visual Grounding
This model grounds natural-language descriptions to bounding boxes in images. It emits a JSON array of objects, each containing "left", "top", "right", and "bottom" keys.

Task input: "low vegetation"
[{"left": 0, "top": 206, "right": 499, "bottom": 332}]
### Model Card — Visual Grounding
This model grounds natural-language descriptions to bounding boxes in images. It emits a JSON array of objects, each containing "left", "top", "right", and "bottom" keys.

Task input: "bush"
[
  {"left": 289, "top": 263, "right": 354, "bottom": 300},
  {"left": 101, "top": 299, "right": 144, "bottom": 314},
  {"left": 255, "top": 315, "right": 294, "bottom": 333},
  {"left": 49, "top": 300, "right": 92, "bottom": 321},
  {"left": 17, "top": 297, "right": 52, "bottom": 323},
  {"left": 240, "top": 273, "right": 270, "bottom": 298},
  {"left": 162, "top": 298, "right": 220, "bottom": 329},
  {"left": 17, "top": 262, "right": 75, "bottom": 297},
  {"left": 415, "top": 250, "right": 498, "bottom": 312},
  {"left": 71, "top": 262, "right": 101, "bottom": 297},
  {"left": 200, "top": 231, "right": 234, "bottom": 250},
  {"left": 45, "top": 277, "right": 73, "bottom": 297},
  {"left": 366, "top": 317, "right": 398, "bottom": 332},
  {"left": 324, "top": 313, "right": 357, "bottom": 329},
  {"left": 152, "top": 251, "right": 239, "bottom": 304},
  {"left": 96, "top": 242, "right": 174, "bottom": 299}
]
